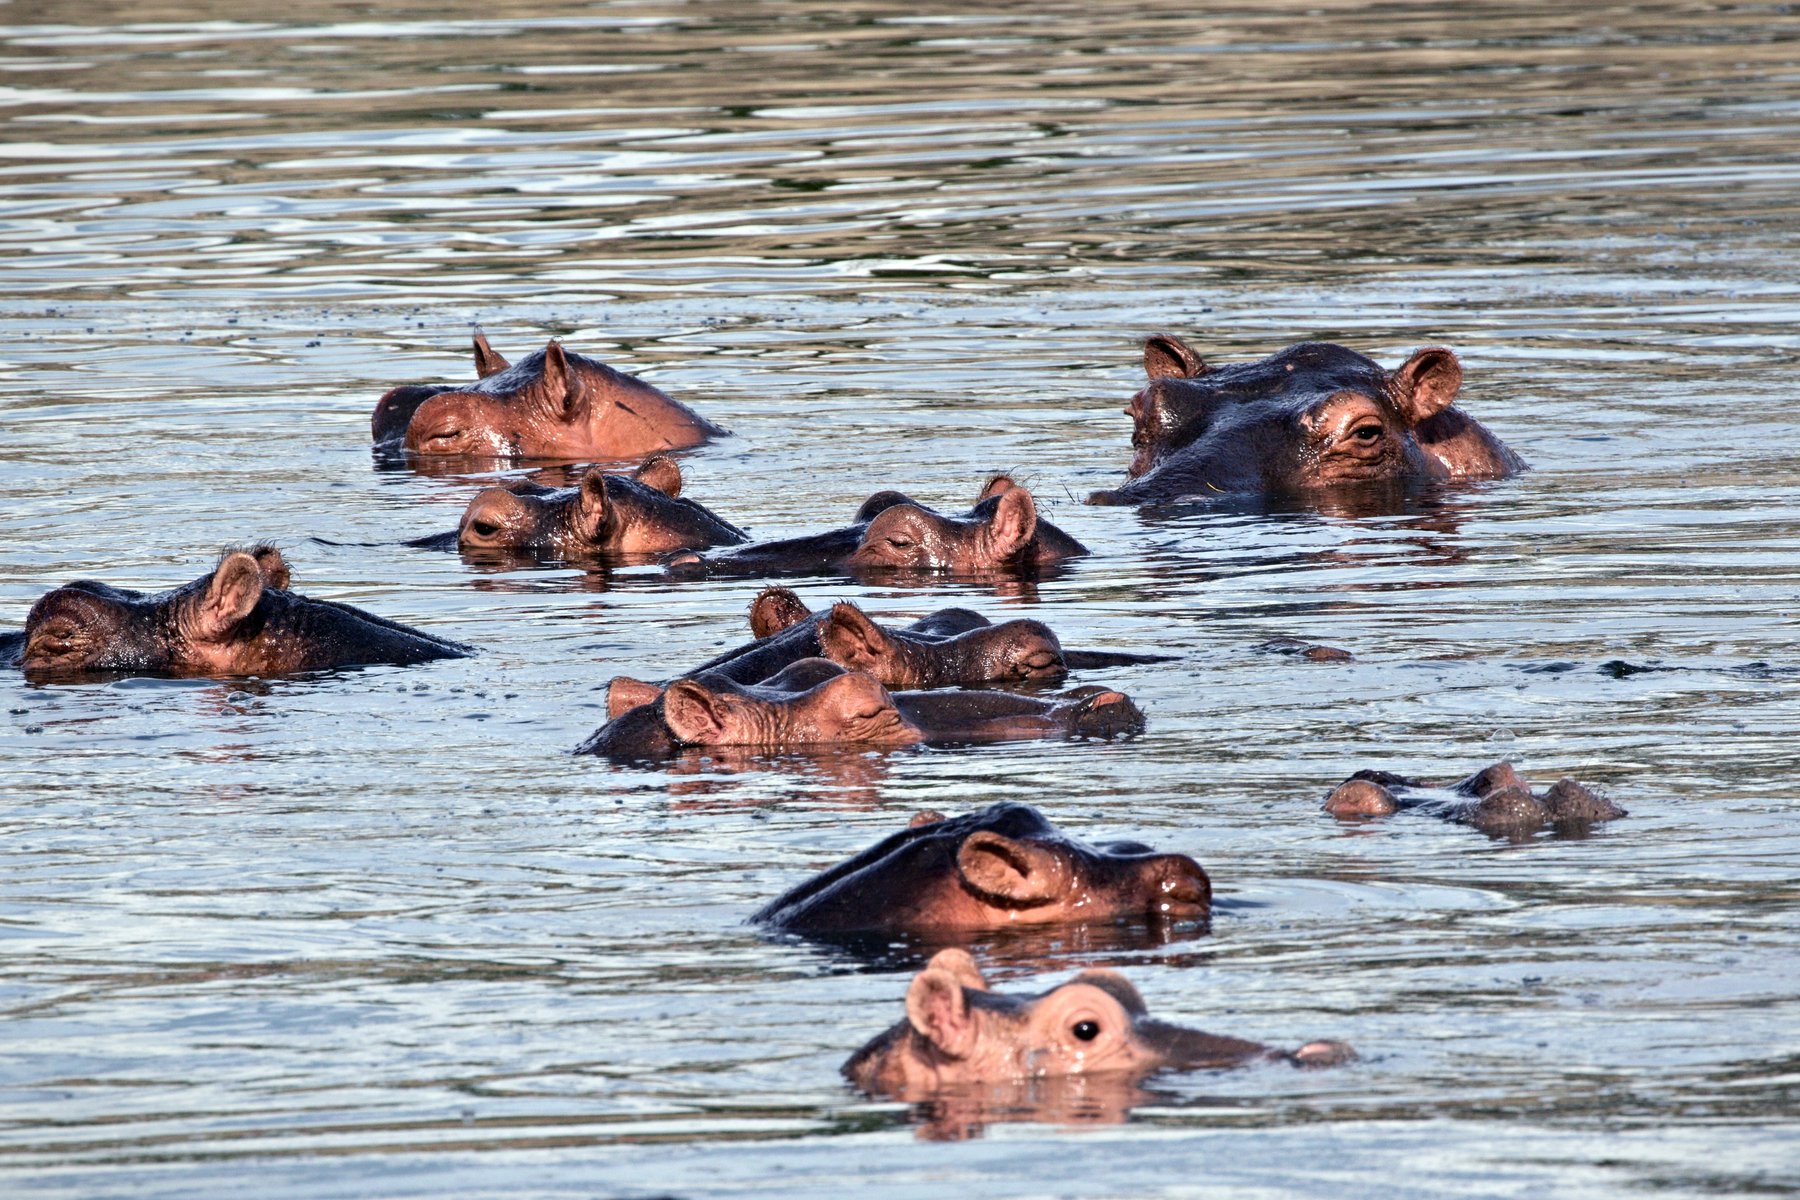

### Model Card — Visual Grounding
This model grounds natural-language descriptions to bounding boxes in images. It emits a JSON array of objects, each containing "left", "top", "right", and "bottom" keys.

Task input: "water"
[{"left": 2, "top": 2, "right": 1798, "bottom": 1195}]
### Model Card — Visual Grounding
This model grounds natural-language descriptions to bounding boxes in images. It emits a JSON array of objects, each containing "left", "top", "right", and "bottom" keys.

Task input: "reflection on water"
[{"left": 3, "top": 1, "right": 1800, "bottom": 1196}]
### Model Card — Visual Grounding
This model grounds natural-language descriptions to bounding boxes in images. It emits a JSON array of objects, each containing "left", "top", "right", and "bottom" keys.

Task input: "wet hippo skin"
[
  {"left": 372, "top": 333, "right": 725, "bottom": 460},
  {"left": 753, "top": 802, "right": 1210, "bottom": 935},
  {"left": 1324, "top": 761, "right": 1625, "bottom": 835},
  {"left": 686, "top": 587, "right": 1171, "bottom": 690},
  {"left": 1089, "top": 336, "right": 1524, "bottom": 505},
  {"left": 574, "top": 660, "right": 1144, "bottom": 759},
  {"left": 5, "top": 545, "right": 470, "bottom": 679},
  {"left": 665, "top": 476, "right": 1085, "bottom": 580},
  {"left": 843, "top": 949, "right": 1352, "bottom": 1096},
  {"left": 407, "top": 454, "right": 747, "bottom": 559}
]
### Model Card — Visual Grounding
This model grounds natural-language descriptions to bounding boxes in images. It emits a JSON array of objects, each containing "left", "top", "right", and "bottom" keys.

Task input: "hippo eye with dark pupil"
[
  {"left": 470, "top": 521, "right": 500, "bottom": 537},
  {"left": 1352, "top": 425, "right": 1382, "bottom": 442},
  {"left": 1073, "top": 1020, "right": 1100, "bottom": 1042}
]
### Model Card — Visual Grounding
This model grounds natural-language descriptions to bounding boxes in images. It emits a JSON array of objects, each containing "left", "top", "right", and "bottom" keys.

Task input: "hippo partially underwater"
[
  {"left": 754, "top": 803, "right": 1211, "bottom": 936},
  {"left": 1324, "top": 762, "right": 1625, "bottom": 836},
  {"left": 844, "top": 949, "right": 1351, "bottom": 1096},
  {"left": 686, "top": 587, "right": 1170, "bottom": 690},
  {"left": 373, "top": 334, "right": 724, "bottom": 461},
  {"left": 3, "top": 545, "right": 468, "bottom": 679},
  {"left": 1089, "top": 336, "right": 1524, "bottom": 505},
  {"left": 577, "top": 659, "right": 1143, "bottom": 759},
  {"left": 410, "top": 455, "right": 747, "bottom": 560},
  {"left": 667, "top": 476, "right": 1085, "bottom": 580}
]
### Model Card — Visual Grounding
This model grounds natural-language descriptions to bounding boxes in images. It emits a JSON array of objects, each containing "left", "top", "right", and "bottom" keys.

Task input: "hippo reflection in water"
[
  {"left": 686, "top": 586, "right": 1171, "bottom": 690},
  {"left": 1089, "top": 336, "right": 1525, "bottom": 505},
  {"left": 666, "top": 476, "right": 1085, "bottom": 580},
  {"left": 1325, "top": 762, "right": 1625, "bottom": 836},
  {"left": 754, "top": 803, "right": 1210, "bottom": 936},
  {"left": 576, "top": 659, "right": 1143, "bottom": 759},
  {"left": 408, "top": 454, "right": 747, "bottom": 561},
  {"left": 372, "top": 334, "right": 725, "bottom": 461},
  {"left": 844, "top": 949, "right": 1351, "bottom": 1098},
  {"left": 3, "top": 545, "right": 469, "bottom": 680}
]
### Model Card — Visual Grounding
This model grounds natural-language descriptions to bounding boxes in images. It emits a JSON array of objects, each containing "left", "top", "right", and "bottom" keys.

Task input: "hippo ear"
[
  {"left": 819, "top": 603, "right": 897, "bottom": 673},
  {"left": 249, "top": 544, "right": 290, "bottom": 592},
  {"left": 196, "top": 551, "right": 266, "bottom": 641},
  {"left": 983, "top": 486, "right": 1038, "bottom": 560},
  {"left": 570, "top": 468, "right": 614, "bottom": 544},
  {"left": 1144, "top": 333, "right": 1206, "bottom": 379},
  {"left": 541, "top": 340, "right": 579, "bottom": 419},
  {"left": 976, "top": 473, "right": 1017, "bottom": 502},
  {"left": 956, "top": 830, "right": 1068, "bottom": 906},
  {"left": 905, "top": 967, "right": 979, "bottom": 1059},
  {"left": 632, "top": 454, "right": 682, "bottom": 498},
  {"left": 749, "top": 586, "right": 811, "bottom": 639},
  {"left": 606, "top": 676, "right": 663, "bottom": 719},
  {"left": 472, "top": 332, "right": 509, "bottom": 378},
  {"left": 661, "top": 679, "right": 731, "bottom": 745},
  {"left": 924, "top": 947, "right": 989, "bottom": 992},
  {"left": 1388, "top": 348, "right": 1463, "bottom": 425}
]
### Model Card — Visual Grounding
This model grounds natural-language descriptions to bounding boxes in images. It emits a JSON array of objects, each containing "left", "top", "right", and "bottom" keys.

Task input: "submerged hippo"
[
  {"left": 410, "top": 455, "right": 747, "bottom": 559},
  {"left": 576, "top": 660, "right": 1143, "bottom": 759},
  {"left": 686, "top": 587, "right": 1169, "bottom": 690},
  {"left": 1089, "top": 336, "right": 1524, "bottom": 505},
  {"left": 667, "top": 476, "right": 1085, "bottom": 580},
  {"left": 372, "top": 334, "right": 724, "bottom": 460},
  {"left": 844, "top": 949, "right": 1351, "bottom": 1095},
  {"left": 3, "top": 545, "right": 469, "bottom": 679},
  {"left": 1324, "top": 762, "right": 1625, "bottom": 836},
  {"left": 754, "top": 803, "right": 1210, "bottom": 935}
]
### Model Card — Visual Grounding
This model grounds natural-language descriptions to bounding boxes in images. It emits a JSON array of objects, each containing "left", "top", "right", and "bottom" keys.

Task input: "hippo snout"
[{"left": 665, "top": 549, "right": 707, "bottom": 578}]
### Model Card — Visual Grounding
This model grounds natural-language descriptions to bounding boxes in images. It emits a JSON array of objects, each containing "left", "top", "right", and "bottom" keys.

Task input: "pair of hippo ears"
[
  {"left": 467, "top": 333, "right": 587, "bottom": 418},
  {"left": 1142, "top": 334, "right": 1463, "bottom": 424},
  {"left": 193, "top": 545, "right": 289, "bottom": 640}
]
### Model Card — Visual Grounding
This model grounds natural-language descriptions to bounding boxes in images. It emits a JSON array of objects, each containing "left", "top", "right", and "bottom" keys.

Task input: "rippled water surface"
[{"left": 3, "top": 2, "right": 1798, "bottom": 1196}]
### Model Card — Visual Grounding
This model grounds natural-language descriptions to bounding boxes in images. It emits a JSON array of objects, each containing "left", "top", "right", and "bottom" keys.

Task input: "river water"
[{"left": 2, "top": 3, "right": 1797, "bottom": 1196}]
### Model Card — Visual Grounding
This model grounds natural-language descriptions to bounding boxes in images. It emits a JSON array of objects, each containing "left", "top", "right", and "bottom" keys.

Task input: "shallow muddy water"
[{"left": 2, "top": 2, "right": 1798, "bottom": 1196}]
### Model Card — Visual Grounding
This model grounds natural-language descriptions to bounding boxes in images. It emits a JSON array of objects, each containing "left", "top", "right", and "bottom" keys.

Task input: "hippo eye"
[
  {"left": 884, "top": 536, "right": 915, "bottom": 550},
  {"left": 1351, "top": 424, "right": 1382, "bottom": 443},
  {"left": 1073, "top": 1020, "right": 1100, "bottom": 1042},
  {"left": 425, "top": 430, "right": 465, "bottom": 449},
  {"left": 469, "top": 520, "right": 501, "bottom": 538}
]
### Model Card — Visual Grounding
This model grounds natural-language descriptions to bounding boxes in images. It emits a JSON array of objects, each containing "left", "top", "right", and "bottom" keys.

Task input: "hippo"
[
  {"left": 1088, "top": 336, "right": 1525, "bottom": 505},
  {"left": 844, "top": 949, "right": 1352, "bottom": 1096},
  {"left": 3, "top": 545, "right": 469, "bottom": 680},
  {"left": 753, "top": 803, "right": 1210, "bottom": 935},
  {"left": 407, "top": 455, "right": 747, "bottom": 559},
  {"left": 1324, "top": 762, "right": 1625, "bottom": 836},
  {"left": 666, "top": 476, "right": 1085, "bottom": 580},
  {"left": 575, "top": 660, "right": 1143, "bottom": 759},
  {"left": 372, "top": 334, "right": 724, "bottom": 460},
  {"left": 683, "top": 587, "right": 1170, "bottom": 690}
]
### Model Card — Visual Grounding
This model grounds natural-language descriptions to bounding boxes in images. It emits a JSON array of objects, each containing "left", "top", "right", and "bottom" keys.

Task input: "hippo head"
[
  {"left": 819, "top": 603, "right": 1066, "bottom": 688},
  {"left": 659, "top": 669, "right": 923, "bottom": 750},
  {"left": 844, "top": 949, "right": 1351, "bottom": 1095},
  {"left": 398, "top": 340, "right": 718, "bottom": 460},
  {"left": 848, "top": 486, "right": 1041, "bottom": 572},
  {"left": 370, "top": 333, "right": 510, "bottom": 443},
  {"left": 754, "top": 802, "right": 1210, "bottom": 935},
  {"left": 1094, "top": 339, "right": 1467, "bottom": 503},
  {"left": 456, "top": 456, "right": 686, "bottom": 557},
  {"left": 21, "top": 546, "right": 292, "bottom": 678}
]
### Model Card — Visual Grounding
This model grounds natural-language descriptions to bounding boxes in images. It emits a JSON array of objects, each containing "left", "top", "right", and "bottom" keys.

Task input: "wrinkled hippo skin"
[
  {"left": 844, "top": 949, "right": 1352, "bottom": 1096},
  {"left": 1089, "top": 336, "right": 1525, "bottom": 505},
  {"left": 1324, "top": 762, "right": 1625, "bottom": 835},
  {"left": 410, "top": 455, "right": 747, "bottom": 559},
  {"left": 574, "top": 659, "right": 1144, "bottom": 759},
  {"left": 5, "top": 545, "right": 470, "bottom": 679},
  {"left": 372, "top": 333, "right": 724, "bottom": 460},
  {"left": 666, "top": 476, "right": 1085, "bottom": 579},
  {"left": 687, "top": 587, "right": 1170, "bottom": 689},
  {"left": 753, "top": 802, "right": 1210, "bottom": 935}
]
